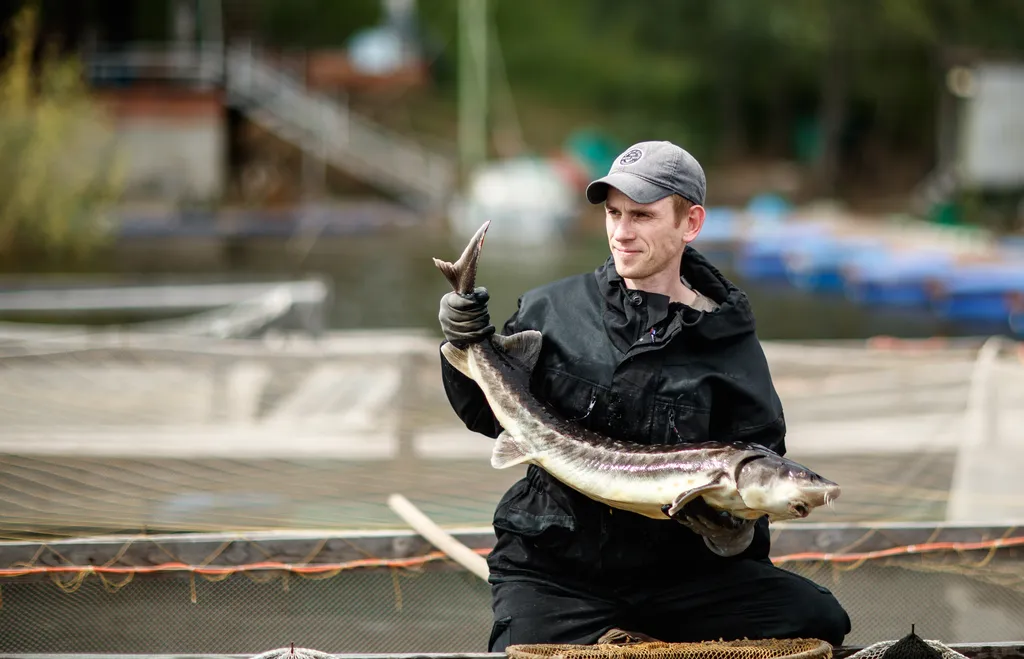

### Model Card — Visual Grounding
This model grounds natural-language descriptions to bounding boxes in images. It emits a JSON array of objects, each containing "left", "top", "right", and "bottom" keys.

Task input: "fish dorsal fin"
[{"left": 491, "top": 330, "right": 543, "bottom": 371}]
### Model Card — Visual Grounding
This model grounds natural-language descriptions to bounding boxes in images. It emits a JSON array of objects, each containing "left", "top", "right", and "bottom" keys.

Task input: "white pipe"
[{"left": 387, "top": 493, "right": 490, "bottom": 581}]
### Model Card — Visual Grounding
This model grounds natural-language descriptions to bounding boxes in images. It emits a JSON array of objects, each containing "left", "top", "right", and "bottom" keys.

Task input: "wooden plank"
[
  {"left": 0, "top": 329, "right": 439, "bottom": 360},
  {"left": 2, "top": 645, "right": 1023, "bottom": 659},
  {"left": 0, "top": 280, "right": 328, "bottom": 313},
  {"left": 264, "top": 364, "right": 402, "bottom": 431},
  {"left": 0, "top": 427, "right": 398, "bottom": 459}
]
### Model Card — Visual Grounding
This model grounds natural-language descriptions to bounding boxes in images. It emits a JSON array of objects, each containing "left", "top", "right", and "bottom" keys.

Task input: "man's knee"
[
  {"left": 489, "top": 578, "right": 618, "bottom": 650},
  {"left": 796, "top": 592, "right": 851, "bottom": 647},
  {"left": 486, "top": 610, "right": 611, "bottom": 652},
  {"left": 766, "top": 570, "right": 851, "bottom": 646}
]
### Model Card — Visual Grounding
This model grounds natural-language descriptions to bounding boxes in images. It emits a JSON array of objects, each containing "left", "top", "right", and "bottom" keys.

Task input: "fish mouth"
[
  {"left": 823, "top": 487, "right": 839, "bottom": 511},
  {"left": 790, "top": 487, "right": 839, "bottom": 518},
  {"left": 789, "top": 502, "right": 811, "bottom": 518}
]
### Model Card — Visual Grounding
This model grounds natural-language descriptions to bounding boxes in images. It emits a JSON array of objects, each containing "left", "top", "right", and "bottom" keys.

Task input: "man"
[{"left": 437, "top": 141, "right": 851, "bottom": 651}]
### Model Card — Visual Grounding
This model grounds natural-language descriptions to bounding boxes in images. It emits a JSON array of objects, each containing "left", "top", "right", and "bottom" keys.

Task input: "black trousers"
[{"left": 487, "top": 559, "right": 851, "bottom": 651}]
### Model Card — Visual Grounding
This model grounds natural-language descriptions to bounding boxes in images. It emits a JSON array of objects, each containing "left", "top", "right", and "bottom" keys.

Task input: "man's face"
[{"left": 604, "top": 187, "right": 704, "bottom": 282}]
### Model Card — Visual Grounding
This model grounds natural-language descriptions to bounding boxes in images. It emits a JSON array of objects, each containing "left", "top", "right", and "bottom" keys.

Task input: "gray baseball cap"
[{"left": 586, "top": 140, "right": 706, "bottom": 206}]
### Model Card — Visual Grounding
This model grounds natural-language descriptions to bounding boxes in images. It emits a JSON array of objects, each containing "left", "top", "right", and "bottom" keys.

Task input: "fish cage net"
[
  {"left": 1, "top": 527, "right": 1023, "bottom": 654},
  {"left": 1, "top": 332, "right": 1024, "bottom": 654},
  {"left": 0, "top": 334, "right": 1023, "bottom": 538},
  {"left": 845, "top": 633, "right": 969, "bottom": 659}
]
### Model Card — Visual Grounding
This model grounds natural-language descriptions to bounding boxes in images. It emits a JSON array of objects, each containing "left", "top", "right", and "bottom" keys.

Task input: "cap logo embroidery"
[{"left": 618, "top": 148, "right": 643, "bottom": 166}]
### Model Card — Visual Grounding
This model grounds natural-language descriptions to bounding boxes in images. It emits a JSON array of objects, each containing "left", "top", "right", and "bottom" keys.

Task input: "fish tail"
[
  {"left": 433, "top": 221, "right": 490, "bottom": 296},
  {"left": 491, "top": 430, "right": 535, "bottom": 469}
]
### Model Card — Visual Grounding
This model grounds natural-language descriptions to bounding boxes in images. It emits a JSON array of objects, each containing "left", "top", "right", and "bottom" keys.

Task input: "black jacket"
[{"left": 440, "top": 245, "right": 786, "bottom": 589}]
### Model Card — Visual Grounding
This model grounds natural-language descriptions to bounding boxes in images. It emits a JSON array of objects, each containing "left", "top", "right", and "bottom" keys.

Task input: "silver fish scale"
[{"left": 554, "top": 436, "right": 731, "bottom": 478}]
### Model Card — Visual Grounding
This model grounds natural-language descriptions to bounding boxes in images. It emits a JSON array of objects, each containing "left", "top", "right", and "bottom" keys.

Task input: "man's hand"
[
  {"left": 666, "top": 497, "right": 757, "bottom": 558},
  {"left": 439, "top": 287, "right": 495, "bottom": 346}
]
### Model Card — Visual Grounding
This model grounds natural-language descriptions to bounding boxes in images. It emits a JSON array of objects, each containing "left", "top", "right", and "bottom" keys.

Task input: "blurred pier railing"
[{"left": 81, "top": 41, "right": 457, "bottom": 214}]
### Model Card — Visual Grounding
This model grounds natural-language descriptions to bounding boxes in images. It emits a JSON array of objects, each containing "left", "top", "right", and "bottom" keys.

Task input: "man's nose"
[{"left": 613, "top": 220, "right": 634, "bottom": 242}]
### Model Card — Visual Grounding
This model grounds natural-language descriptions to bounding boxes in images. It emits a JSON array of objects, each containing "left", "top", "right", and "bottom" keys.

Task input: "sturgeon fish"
[{"left": 434, "top": 221, "right": 840, "bottom": 523}]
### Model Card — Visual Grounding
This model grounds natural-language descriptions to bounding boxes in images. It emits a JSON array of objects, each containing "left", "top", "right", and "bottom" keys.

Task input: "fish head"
[{"left": 734, "top": 452, "right": 840, "bottom": 521}]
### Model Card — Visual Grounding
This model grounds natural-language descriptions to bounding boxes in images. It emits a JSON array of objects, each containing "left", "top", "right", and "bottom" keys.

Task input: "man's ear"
[{"left": 683, "top": 204, "right": 706, "bottom": 244}]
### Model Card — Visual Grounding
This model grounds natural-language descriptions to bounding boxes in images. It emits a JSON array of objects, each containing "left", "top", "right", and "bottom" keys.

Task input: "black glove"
[
  {"left": 438, "top": 287, "right": 495, "bottom": 346},
  {"left": 667, "top": 497, "right": 757, "bottom": 558}
]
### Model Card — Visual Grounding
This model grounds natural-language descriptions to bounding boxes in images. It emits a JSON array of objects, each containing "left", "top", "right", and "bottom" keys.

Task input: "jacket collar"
[{"left": 594, "top": 244, "right": 757, "bottom": 346}]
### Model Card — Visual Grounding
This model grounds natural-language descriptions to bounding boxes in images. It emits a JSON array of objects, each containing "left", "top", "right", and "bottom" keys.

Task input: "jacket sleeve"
[
  {"left": 710, "top": 334, "right": 787, "bottom": 456},
  {"left": 439, "top": 300, "right": 522, "bottom": 439}
]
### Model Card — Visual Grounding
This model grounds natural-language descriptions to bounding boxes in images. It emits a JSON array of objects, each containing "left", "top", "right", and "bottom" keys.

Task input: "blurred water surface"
[{"left": 0, "top": 224, "right": 1000, "bottom": 340}]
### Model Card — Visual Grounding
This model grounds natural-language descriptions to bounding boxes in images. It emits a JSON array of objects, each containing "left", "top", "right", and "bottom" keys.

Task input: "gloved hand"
[
  {"left": 668, "top": 496, "right": 757, "bottom": 558},
  {"left": 439, "top": 287, "right": 495, "bottom": 346}
]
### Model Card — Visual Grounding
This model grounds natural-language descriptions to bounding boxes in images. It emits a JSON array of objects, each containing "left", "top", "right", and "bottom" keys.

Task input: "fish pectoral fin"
[
  {"left": 491, "top": 431, "right": 534, "bottom": 469},
  {"left": 491, "top": 330, "right": 543, "bottom": 371},
  {"left": 441, "top": 342, "right": 473, "bottom": 379},
  {"left": 663, "top": 479, "right": 725, "bottom": 518}
]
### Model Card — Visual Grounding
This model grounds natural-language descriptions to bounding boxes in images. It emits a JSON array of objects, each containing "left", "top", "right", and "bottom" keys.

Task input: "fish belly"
[{"left": 539, "top": 456, "right": 718, "bottom": 519}]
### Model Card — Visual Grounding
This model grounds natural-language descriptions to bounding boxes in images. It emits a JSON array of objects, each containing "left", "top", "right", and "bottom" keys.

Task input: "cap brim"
[{"left": 586, "top": 172, "right": 674, "bottom": 205}]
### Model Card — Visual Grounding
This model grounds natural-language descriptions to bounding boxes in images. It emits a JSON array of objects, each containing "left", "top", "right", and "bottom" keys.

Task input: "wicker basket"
[{"left": 506, "top": 638, "right": 834, "bottom": 659}]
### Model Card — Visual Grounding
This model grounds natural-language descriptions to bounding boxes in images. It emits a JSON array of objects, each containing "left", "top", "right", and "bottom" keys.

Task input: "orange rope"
[
  {"left": 771, "top": 535, "right": 1024, "bottom": 565},
  {"left": 0, "top": 548, "right": 490, "bottom": 578},
  {"left": 2, "top": 536, "right": 1022, "bottom": 579}
]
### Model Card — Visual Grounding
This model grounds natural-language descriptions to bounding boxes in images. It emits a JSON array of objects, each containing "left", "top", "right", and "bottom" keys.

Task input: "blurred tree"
[
  {"left": 243, "top": 0, "right": 1024, "bottom": 199},
  {"left": 0, "top": 4, "right": 123, "bottom": 263},
  {"left": 253, "top": 0, "right": 382, "bottom": 48}
]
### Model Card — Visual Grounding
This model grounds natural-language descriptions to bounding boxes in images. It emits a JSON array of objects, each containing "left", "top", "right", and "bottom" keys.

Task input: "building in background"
[{"left": 1, "top": 0, "right": 453, "bottom": 217}]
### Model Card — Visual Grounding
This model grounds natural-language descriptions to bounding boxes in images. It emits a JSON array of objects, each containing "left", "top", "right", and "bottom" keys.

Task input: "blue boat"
[
  {"left": 734, "top": 222, "right": 829, "bottom": 282},
  {"left": 927, "top": 263, "right": 1024, "bottom": 323},
  {"left": 841, "top": 249, "right": 956, "bottom": 307},
  {"left": 783, "top": 235, "right": 886, "bottom": 294},
  {"left": 692, "top": 207, "right": 739, "bottom": 262}
]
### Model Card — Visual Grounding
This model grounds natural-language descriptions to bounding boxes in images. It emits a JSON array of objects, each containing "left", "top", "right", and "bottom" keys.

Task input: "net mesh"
[
  {"left": 847, "top": 632, "right": 969, "bottom": 659},
  {"left": 251, "top": 649, "right": 337, "bottom": 659},
  {"left": 0, "top": 329, "right": 1023, "bottom": 653},
  {"left": 505, "top": 639, "right": 833, "bottom": 659},
  {"left": 1, "top": 529, "right": 1023, "bottom": 653},
  {"left": 0, "top": 333, "right": 1021, "bottom": 538}
]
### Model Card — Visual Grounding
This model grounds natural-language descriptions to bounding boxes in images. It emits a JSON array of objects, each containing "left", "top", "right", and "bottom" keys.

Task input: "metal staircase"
[
  {"left": 223, "top": 45, "right": 456, "bottom": 213},
  {"left": 84, "top": 40, "right": 457, "bottom": 213}
]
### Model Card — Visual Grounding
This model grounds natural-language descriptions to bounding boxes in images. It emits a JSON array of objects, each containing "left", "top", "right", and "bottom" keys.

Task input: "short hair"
[{"left": 672, "top": 195, "right": 693, "bottom": 226}]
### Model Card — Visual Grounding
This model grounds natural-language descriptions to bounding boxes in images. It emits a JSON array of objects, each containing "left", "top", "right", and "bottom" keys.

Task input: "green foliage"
[
  {"left": 254, "top": 0, "right": 383, "bottom": 48},
  {"left": 0, "top": 4, "right": 123, "bottom": 261},
  {"left": 251, "top": 0, "right": 1024, "bottom": 171}
]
